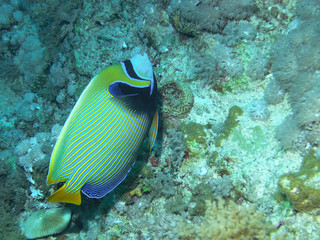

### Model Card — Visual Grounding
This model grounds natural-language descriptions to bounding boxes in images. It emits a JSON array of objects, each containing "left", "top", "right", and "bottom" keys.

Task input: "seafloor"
[{"left": 1, "top": 0, "right": 320, "bottom": 239}]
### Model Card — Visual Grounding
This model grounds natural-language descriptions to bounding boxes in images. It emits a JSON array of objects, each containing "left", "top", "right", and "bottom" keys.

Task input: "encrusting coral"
[
  {"left": 279, "top": 149, "right": 320, "bottom": 213},
  {"left": 159, "top": 78, "right": 194, "bottom": 118},
  {"left": 178, "top": 198, "right": 274, "bottom": 240}
]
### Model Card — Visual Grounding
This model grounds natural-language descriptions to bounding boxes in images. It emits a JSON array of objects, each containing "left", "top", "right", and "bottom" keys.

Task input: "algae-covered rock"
[
  {"left": 279, "top": 149, "right": 320, "bottom": 213},
  {"left": 179, "top": 122, "right": 209, "bottom": 156},
  {"left": 188, "top": 183, "right": 215, "bottom": 216}
]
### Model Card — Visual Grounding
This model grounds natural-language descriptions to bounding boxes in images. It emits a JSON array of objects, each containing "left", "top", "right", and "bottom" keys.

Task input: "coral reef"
[
  {"left": 219, "top": 20, "right": 257, "bottom": 47},
  {"left": 264, "top": 77, "right": 285, "bottom": 105},
  {"left": 179, "top": 198, "right": 274, "bottom": 239},
  {"left": 157, "top": 128, "right": 187, "bottom": 172},
  {"left": 168, "top": 0, "right": 258, "bottom": 35},
  {"left": 248, "top": 99, "right": 270, "bottom": 121},
  {"left": 14, "top": 34, "right": 46, "bottom": 86},
  {"left": 0, "top": 152, "right": 28, "bottom": 240},
  {"left": 269, "top": 0, "right": 320, "bottom": 150},
  {"left": 192, "top": 41, "right": 270, "bottom": 93},
  {"left": 0, "top": 4, "right": 14, "bottom": 28},
  {"left": 193, "top": 44, "right": 245, "bottom": 92},
  {"left": 0, "top": 0, "right": 317, "bottom": 239},
  {"left": 275, "top": 212, "right": 320, "bottom": 239}
]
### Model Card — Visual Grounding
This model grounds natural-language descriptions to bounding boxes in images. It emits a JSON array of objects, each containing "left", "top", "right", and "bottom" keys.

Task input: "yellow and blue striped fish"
[{"left": 47, "top": 53, "right": 158, "bottom": 205}]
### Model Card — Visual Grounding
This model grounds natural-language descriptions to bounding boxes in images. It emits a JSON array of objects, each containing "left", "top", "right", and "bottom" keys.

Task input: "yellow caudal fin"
[{"left": 47, "top": 184, "right": 81, "bottom": 205}]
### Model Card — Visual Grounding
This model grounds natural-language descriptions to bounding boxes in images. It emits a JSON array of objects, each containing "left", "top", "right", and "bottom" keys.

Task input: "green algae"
[
  {"left": 231, "top": 126, "right": 268, "bottom": 152},
  {"left": 207, "top": 151, "right": 219, "bottom": 167},
  {"left": 215, "top": 105, "right": 243, "bottom": 147}
]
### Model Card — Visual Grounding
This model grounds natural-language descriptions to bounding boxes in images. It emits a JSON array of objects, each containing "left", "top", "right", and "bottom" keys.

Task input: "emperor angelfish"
[{"left": 47, "top": 53, "right": 158, "bottom": 205}]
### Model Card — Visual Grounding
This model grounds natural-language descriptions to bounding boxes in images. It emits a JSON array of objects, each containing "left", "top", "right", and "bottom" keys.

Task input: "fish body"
[{"left": 47, "top": 53, "right": 158, "bottom": 205}]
